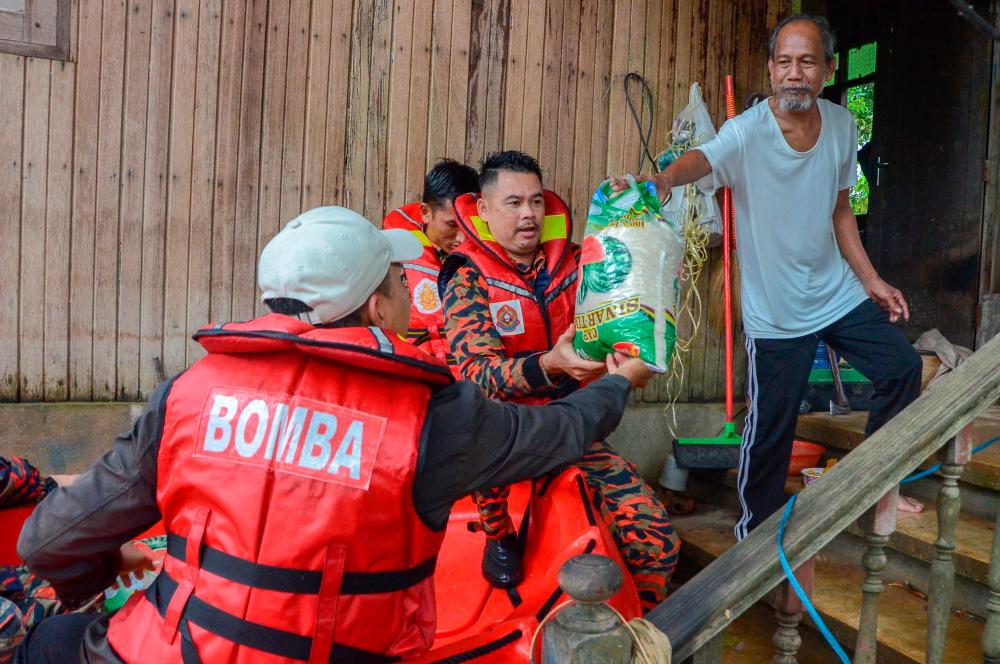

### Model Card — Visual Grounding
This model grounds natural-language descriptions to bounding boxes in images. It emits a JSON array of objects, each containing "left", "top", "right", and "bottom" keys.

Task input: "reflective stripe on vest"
[{"left": 402, "top": 262, "right": 440, "bottom": 278}]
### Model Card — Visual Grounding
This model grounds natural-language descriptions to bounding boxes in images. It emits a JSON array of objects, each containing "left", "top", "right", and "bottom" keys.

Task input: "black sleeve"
[
  {"left": 413, "top": 374, "right": 631, "bottom": 529},
  {"left": 16, "top": 378, "right": 173, "bottom": 606}
]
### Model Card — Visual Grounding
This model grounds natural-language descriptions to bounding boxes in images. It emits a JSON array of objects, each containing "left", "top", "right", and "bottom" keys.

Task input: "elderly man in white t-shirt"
[{"left": 617, "top": 13, "right": 923, "bottom": 538}]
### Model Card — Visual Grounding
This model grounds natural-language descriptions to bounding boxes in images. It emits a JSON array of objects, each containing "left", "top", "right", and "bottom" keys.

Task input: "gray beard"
[
  {"left": 772, "top": 82, "right": 817, "bottom": 113},
  {"left": 778, "top": 95, "right": 815, "bottom": 112}
]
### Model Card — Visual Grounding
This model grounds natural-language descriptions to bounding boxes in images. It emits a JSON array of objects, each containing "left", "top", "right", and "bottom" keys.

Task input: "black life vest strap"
[
  {"left": 146, "top": 569, "right": 399, "bottom": 663},
  {"left": 167, "top": 533, "right": 437, "bottom": 596}
]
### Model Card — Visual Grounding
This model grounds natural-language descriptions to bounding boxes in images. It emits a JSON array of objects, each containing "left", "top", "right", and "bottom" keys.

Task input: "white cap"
[{"left": 258, "top": 206, "right": 422, "bottom": 325}]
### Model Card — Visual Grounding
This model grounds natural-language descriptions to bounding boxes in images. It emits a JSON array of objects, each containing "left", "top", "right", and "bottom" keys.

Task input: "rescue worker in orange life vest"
[
  {"left": 15, "top": 206, "right": 655, "bottom": 663},
  {"left": 382, "top": 159, "right": 479, "bottom": 373},
  {"left": 440, "top": 151, "right": 680, "bottom": 610}
]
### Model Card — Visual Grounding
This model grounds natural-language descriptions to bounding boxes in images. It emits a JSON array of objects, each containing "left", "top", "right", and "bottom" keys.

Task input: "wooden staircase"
[{"left": 668, "top": 406, "right": 1000, "bottom": 662}]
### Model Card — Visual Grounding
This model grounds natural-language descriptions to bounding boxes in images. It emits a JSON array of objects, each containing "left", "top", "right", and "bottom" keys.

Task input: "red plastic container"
[{"left": 788, "top": 440, "right": 825, "bottom": 477}]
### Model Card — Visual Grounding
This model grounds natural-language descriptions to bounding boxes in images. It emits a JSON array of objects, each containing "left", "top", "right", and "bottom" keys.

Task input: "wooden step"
[
  {"left": 714, "top": 469, "right": 995, "bottom": 586},
  {"left": 673, "top": 507, "right": 987, "bottom": 664},
  {"left": 847, "top": 504, "right": 994, "bottom": 586},
  {"left": 796, "top": 408, "right": 1000, "bottom": 491}
]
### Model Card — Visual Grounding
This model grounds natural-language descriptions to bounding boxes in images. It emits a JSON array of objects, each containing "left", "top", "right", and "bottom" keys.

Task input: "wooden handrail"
[{"left": 648, "top": 331, "right": 1000, "bottom": 661}]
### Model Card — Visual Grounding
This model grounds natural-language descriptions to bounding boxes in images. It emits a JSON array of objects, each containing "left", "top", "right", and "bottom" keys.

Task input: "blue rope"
[
  {"left": 901, "top": 435, "right": 1000, "bottom": 484},
  {"left": 776, "top": 433, "right": 1000, "bottom": 661},
  {"left": 777, "top": 494, "right": 852, "bottom": 663}
]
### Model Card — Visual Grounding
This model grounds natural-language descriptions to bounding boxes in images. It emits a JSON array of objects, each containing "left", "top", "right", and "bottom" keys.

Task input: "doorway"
[{"left": 815, "top": 0, "right": 993, "bottom": 348}]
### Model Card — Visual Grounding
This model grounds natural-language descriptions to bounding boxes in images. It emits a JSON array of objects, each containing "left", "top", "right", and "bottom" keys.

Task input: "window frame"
[{"left": 0, "top": 0, "right": 71, "bottom": 61}]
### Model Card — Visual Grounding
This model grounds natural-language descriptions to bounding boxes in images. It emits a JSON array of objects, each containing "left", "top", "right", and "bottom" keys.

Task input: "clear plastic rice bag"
[{"left": 573, "top": 175, "right": 685, "bottom": 372}]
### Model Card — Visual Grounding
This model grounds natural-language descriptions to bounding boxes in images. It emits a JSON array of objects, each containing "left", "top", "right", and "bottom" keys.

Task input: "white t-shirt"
[{"left": 698, "top": 97, "right": 868, "bottom": 339}]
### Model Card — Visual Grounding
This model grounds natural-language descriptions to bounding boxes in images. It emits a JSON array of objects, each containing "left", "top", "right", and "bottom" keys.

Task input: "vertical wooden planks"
[
  {"left": 300, "top": 0, "right": 333, "bottom": 211},
  {"left": 163, "top": 0, "right": 199, "bottom": 377},
  {"left": 640, "top": 0, "right": 662, "bottom": 157},
  {"left": 93, "top": 0, "right": 127, "bottom": 401},
  {"left": 502, "top": 0, "right": 529, "bottom": 152},
  {"left": 588, "top": 0, "right": 613, "bottom": 209},
  {"left": 321, "top": 0, "right": 353, "bottom": 204},
  {"left": 209, "top": 0, "right": 246, "bottom": 325},
  {"left": 481, "top": 0, "right": 508, "bottom": 158},
  {"left": 570, "top": 0, "right": 598, "bottom": 233},
  {"left": 363, "top": 0, "right": 393, "bottom": 220},
  {"left": 446, "top": 0, "right": 471, "bottom": 160},
  {"left": 257, "top": 0, "right": 290, "bottom": 293},
  {"left": 118, "top": 0, "right": 152, "bottom": 399},
  {"left": 404, "top": 0, "right": 433, "bottom": 199},
  {"left": 43, "top": 58, "right": 75, "bottom": 401},
  {"left": 553, "top": 0, "right": 580, "bottom": 202},
  {"left": 536, "top": 0, "right": 563, "bottom": 178},
  {"left": 137, "top": 0, "right": 176, "bottom": 397},
  {"left": 464, "top": 0, "right": 509, "bottom": 163},
  {"left": 654, "top": 0, "right": 678, "bottom": 155},
  {"left": 606, "top": 0, "right": 631, "bottom": 178},
  {"left": 0, "top": 0, "right": 785, "bottom": 402},
  {"left": 464, "top": 0, "right": 491, "bottom": 167},
  {"left": 19, "top": 56, "right": 50, "bottom": 401},
  {"left": 344, "top": 0, "right": 375, "bottom": 212},
  {"left": 229, "top": 0, "right": 266, "bottom": 323},
  {"left": 385, "top": 0, "right": 414, "bottom": 209},
  {"left": 186, "top": 0, "right": 221, "bottom": 361},
  {"left": 0, "top": 55, "right": 24, "bottom": 400},
  {"left": 277, "top": 0, "right": 309, "bottom": 225},
  {"left": 620, "top": 0, "right": 646, "bottom": 176},
  {"left": 518, "top": 0, "right": 545, "bottom": 156},
  {"left": 426, "top": 0, "right": 454, "bottom": 164},
  {"left": 68, "top": 0, "right": 101, "bottom": 399}
]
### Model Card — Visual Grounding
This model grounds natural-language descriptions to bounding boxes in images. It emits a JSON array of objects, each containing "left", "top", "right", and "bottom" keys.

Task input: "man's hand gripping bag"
[{"left": 573, "top": 176, "right": 685, "bottom": 372}]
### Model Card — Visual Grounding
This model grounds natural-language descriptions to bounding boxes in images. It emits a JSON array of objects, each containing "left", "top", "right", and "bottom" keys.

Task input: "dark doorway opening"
[{"left": 807, "top": 0, "right": 993, "bottom": 348}]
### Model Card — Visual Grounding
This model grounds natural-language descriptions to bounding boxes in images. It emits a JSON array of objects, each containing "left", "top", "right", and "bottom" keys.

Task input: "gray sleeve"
[
  {"left": 840, "top": 115, "right": 860, "bottom": 191},
  {"left": 17, "top": 379, "right": 172, "bottom": 606},
  {"left": 413, "top": 375, "right": 631, "bottom": 529}
]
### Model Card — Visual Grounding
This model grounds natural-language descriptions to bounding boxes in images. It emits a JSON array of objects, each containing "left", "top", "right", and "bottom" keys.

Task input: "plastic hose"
[{"left": 777, "top": 433, "right": 1000, "bottom": 661}]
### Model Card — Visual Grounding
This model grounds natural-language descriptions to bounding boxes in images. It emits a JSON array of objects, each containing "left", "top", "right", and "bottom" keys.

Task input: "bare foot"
[{"left": 897, "top": 495, "right": 924, "bottom": 513}]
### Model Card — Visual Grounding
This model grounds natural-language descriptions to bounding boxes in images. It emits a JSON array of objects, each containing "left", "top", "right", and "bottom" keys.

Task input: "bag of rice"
[{"left": 573, "top": 175, "right": 685, "bottom": 372}]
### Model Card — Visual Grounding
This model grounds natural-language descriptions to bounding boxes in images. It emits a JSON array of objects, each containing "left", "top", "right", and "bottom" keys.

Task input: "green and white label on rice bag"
[{"left": 573, "top": 176, "right": 685, "bottom": 373}]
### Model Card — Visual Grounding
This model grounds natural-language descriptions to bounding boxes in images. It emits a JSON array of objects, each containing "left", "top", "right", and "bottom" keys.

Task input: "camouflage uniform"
[
  {"left": 442, "top": 258, "right": 680, "bottom": 610},
  {"left": 1, "top": 458, "right": 99, "bottom": 663}
]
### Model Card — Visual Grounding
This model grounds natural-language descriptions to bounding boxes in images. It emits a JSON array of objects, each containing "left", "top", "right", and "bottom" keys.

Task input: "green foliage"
[
  {"left": 846, "top": 82, "right": 874, "bottom": 216},
  {"left": 847, "top": 83, "right": 874, "bottom": 147},
  {"left": 850, "top": 169, "right": 870, "bottom": 215}
]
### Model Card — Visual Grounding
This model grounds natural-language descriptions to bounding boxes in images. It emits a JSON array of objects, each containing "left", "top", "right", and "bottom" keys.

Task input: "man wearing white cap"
[{"left": 15, "top": 206, "right": 653, "bottom": 663}]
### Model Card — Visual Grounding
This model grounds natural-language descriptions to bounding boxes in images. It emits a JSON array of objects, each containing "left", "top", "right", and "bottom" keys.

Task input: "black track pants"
[{"left": 735, "top": 299, "right": 922, "bottom": 539}]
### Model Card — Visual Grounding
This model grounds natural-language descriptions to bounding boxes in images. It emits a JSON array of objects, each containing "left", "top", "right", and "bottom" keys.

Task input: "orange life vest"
[
  {"left": 440, "top": 191, "right": 579, "bottom": 405},
  {"left": 382, "top": 203, "right": 456, "bottom": 376},
  {"left": 106, "top": 315, "right": 453, "bottom": 662}
]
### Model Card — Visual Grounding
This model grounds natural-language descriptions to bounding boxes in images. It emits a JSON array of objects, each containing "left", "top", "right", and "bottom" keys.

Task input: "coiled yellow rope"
[
  {"left": 529, "top": 599, "right": 672, "bottom": 664},
  {"left": 644, "top": 128, "right": 715, "bottom": 428}
]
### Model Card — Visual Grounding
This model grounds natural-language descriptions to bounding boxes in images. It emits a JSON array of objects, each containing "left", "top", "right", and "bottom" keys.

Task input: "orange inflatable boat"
[{"left": 2, "top": 468, "right": 641, "bottom": 661}]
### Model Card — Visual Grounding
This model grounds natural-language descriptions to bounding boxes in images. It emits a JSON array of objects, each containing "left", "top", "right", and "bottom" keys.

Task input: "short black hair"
[
  {"left": 422, "top": 159, "right": 479, "bottom": 208},
  {"left": 768, "top": 13, "right": 836, "bottom": 63},
  {"left": 479, "top": 150, "right": 543, "bottom": 190}
]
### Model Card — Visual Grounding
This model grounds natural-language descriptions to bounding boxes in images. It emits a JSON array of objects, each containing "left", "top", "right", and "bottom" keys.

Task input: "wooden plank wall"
[{"left": 0, "top": 0, "right": 787, "bottom": 403}]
